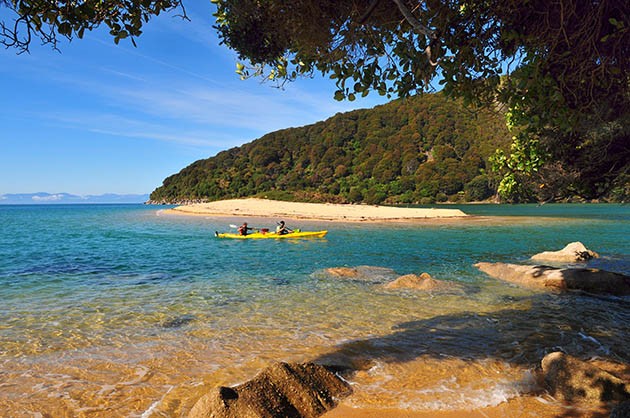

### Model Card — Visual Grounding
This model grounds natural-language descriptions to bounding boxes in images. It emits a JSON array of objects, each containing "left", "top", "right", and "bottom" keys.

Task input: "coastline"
[{"left": 164, "top": 198, "right": 469, "bottom": 222}]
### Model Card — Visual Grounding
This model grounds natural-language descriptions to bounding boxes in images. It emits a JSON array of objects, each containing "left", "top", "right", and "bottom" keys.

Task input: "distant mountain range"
[{"left": 0, "top": 193, "right": 150, "bottom": 204}]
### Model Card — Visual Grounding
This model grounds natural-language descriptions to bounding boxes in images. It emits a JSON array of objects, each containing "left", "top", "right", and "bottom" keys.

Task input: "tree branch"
[
  {"left": 358, "top": 0, "right": 381, "bottom": 24},
  {"left": 389, "top": 0, "right": 439, "bottom": 65},
  {"left": 390, "top": 0, "right": 437, "bottom": 39}
]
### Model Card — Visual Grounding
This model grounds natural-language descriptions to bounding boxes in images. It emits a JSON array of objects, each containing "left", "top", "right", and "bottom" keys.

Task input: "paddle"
[
  {"left": 229, "top": 224, "right": 262, "bottom": 230},
  {"left": 229, "top": 224, "right": 265, "bottom": 234}
]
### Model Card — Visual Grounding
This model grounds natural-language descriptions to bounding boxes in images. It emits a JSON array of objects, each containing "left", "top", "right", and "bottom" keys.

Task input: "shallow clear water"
[{"left": 0, "top": 204, "right": 628, "bottom": 416}]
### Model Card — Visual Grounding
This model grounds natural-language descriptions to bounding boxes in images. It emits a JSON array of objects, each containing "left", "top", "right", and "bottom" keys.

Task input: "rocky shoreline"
[{"left": 188, "top": 242, "right": 630, "bottom": 417}]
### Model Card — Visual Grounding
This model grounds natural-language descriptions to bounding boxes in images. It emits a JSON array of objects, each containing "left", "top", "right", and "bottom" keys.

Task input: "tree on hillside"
[{"left": 148, "top": 94, "right": 513, "bottom": 204}]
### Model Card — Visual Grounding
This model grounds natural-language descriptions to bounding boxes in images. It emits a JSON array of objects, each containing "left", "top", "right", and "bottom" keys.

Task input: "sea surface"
[{"left": 0, "top": 203, "right": 628, "bottom": 417}]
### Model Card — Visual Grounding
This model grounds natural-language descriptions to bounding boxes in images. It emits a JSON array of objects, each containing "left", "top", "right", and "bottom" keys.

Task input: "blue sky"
[{"left": 0, "top": 2, "right": 388, "bottom": 196}]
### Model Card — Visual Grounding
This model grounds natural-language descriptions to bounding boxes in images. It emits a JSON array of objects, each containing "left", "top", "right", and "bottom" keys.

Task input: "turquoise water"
[{"left": 0, "top": 203, "right": 628, "bottom": 416}]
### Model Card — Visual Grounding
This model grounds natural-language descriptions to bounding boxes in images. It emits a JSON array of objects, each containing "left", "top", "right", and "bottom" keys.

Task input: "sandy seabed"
[
  {"left": 159, "top": 198, "right": 618, "bottom": 417},
  {"left": 165, "top": 198, "right": 468, "bottom": 222}
]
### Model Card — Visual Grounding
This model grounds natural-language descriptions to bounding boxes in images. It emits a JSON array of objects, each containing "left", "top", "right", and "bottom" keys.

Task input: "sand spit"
[{"left": 165, "top": 198, "right": 468, "bottom": 222}]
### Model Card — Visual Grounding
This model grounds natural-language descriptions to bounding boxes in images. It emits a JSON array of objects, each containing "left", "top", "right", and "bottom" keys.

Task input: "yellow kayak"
[{"left": 215, "top": 230, "right": 327, "bottom": 239}]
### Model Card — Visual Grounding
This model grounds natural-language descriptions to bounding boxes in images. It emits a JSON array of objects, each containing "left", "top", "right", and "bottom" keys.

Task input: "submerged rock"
[
  {"left": 323, "top": 265, "right": 397, "bottom": 282},
  {"left": 162, "top": 314, "right": 196, "bottom": 329},
  {"left": 474, "top": 262, "right": 630, "bottom": 295},
  {"left": 541, "top": 352, "right": 629, "bottom": 405},
  {"left": 531, "top": 241, "right": 599, "bottom": 263},
  {"left": 383, "top": 272, "right": 463, "bottom": 292},
  {"left": 188, "top": 362, "right": 352, "bottom": 418},
  {"left": 325, "top": 267, "right": 360, "bottom": 277}
]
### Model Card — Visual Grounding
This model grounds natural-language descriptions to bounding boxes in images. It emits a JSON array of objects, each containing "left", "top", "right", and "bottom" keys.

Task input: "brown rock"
[
  {"left": 531, "top": 241, "right": 599, "bottom": 263},
  {"left": 325, "top": 267, "right": 359, "bottom": 278},
  {"left": 474, "top": 262, "right": 630, "bottom": 295},
  {"left": 383, "top": 273, "right": 462, "bottom": 292},
  {"left": 188, "top": 362, "right": 352, "bottom": 418},
  {"left": 323, "top": 266, "right": 397, "bottom": 282},
  {"left": 541, "top": 352, "right": 629, "bottom": 405}
]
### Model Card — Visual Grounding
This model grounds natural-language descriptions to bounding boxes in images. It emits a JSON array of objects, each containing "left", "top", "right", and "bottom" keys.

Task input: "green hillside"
[
  {"left": 149, "top": 93, "right": 628, "bottom": 204},
  {"left": 150, "top": 94, "right": 509, "bottom": 204}
]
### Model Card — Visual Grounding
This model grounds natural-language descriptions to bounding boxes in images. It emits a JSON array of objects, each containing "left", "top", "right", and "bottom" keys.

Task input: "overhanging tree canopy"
[
  {"left": 0, "top": 0, "right": 186, "bottom": 52},
  {"left": 213, "top": 0, "right": 628, "bottom": 117}
]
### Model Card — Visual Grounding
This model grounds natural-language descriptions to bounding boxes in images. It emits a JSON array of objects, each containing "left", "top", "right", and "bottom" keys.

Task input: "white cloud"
[
  {"left": 89, "top": 125, "right": 244, "bottom": 149},
  {"left": 3, "top": 8, "right": 388, "bottom": 160},
  {"left": 32, "top": 194, "right": 64, "bottom": 201},
  {"left": 35, "top": 110, "right": 245, "bottom": 149},
  {"left": 27, "top": 73, "right": 386, "bottom": 158},
  {"left": 95, "top": 77, "right": 382, "bottom": 134}
]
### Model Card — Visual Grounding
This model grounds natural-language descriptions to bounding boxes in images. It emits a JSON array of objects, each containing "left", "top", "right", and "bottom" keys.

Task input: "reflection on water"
[{"left": 0, "top": 204, "right": 628, "bottom": 416}]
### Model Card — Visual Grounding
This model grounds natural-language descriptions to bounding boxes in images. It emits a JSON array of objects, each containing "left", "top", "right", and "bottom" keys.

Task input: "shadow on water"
[
  {"left": 313, "top": 291, "right": 630, "bottom": 416},
  {"left": 317, "top": 291, "right": 630, "bottom": 366}
]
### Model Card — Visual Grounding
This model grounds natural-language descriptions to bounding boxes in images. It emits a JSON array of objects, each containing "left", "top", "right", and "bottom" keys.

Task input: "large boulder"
[
  {"left": 188, "top": 362, "right": 352, "bottom": 418},
  {"left": 531, "top": 242, "right": 599, "bottom": 263},
  {"left": 383, "top": 272, "right": 463, "bottom": 292},
  {"left": 541, "top": 352, "right": 629, "bottom": 405},
  {"left": 474, "top": 262, "right": 630, "bottom": 295}
]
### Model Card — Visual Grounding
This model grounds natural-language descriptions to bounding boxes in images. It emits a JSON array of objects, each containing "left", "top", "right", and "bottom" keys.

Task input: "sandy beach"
[{"left": 165, "top": 198, "right": 468, "bottom": 222}]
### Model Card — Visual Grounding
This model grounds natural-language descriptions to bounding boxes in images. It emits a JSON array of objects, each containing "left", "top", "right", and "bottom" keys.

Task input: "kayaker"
[
  {"left": 238, "top": 222, "right": 253, "bottom": 236},
  {"left": 276, "top": 220, "right": 293, "bottom": 235}
]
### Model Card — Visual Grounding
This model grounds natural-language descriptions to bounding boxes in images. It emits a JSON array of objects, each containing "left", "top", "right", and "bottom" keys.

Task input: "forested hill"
[{"left": 150, "top": 93, "right": 511, "bottom": 204}]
